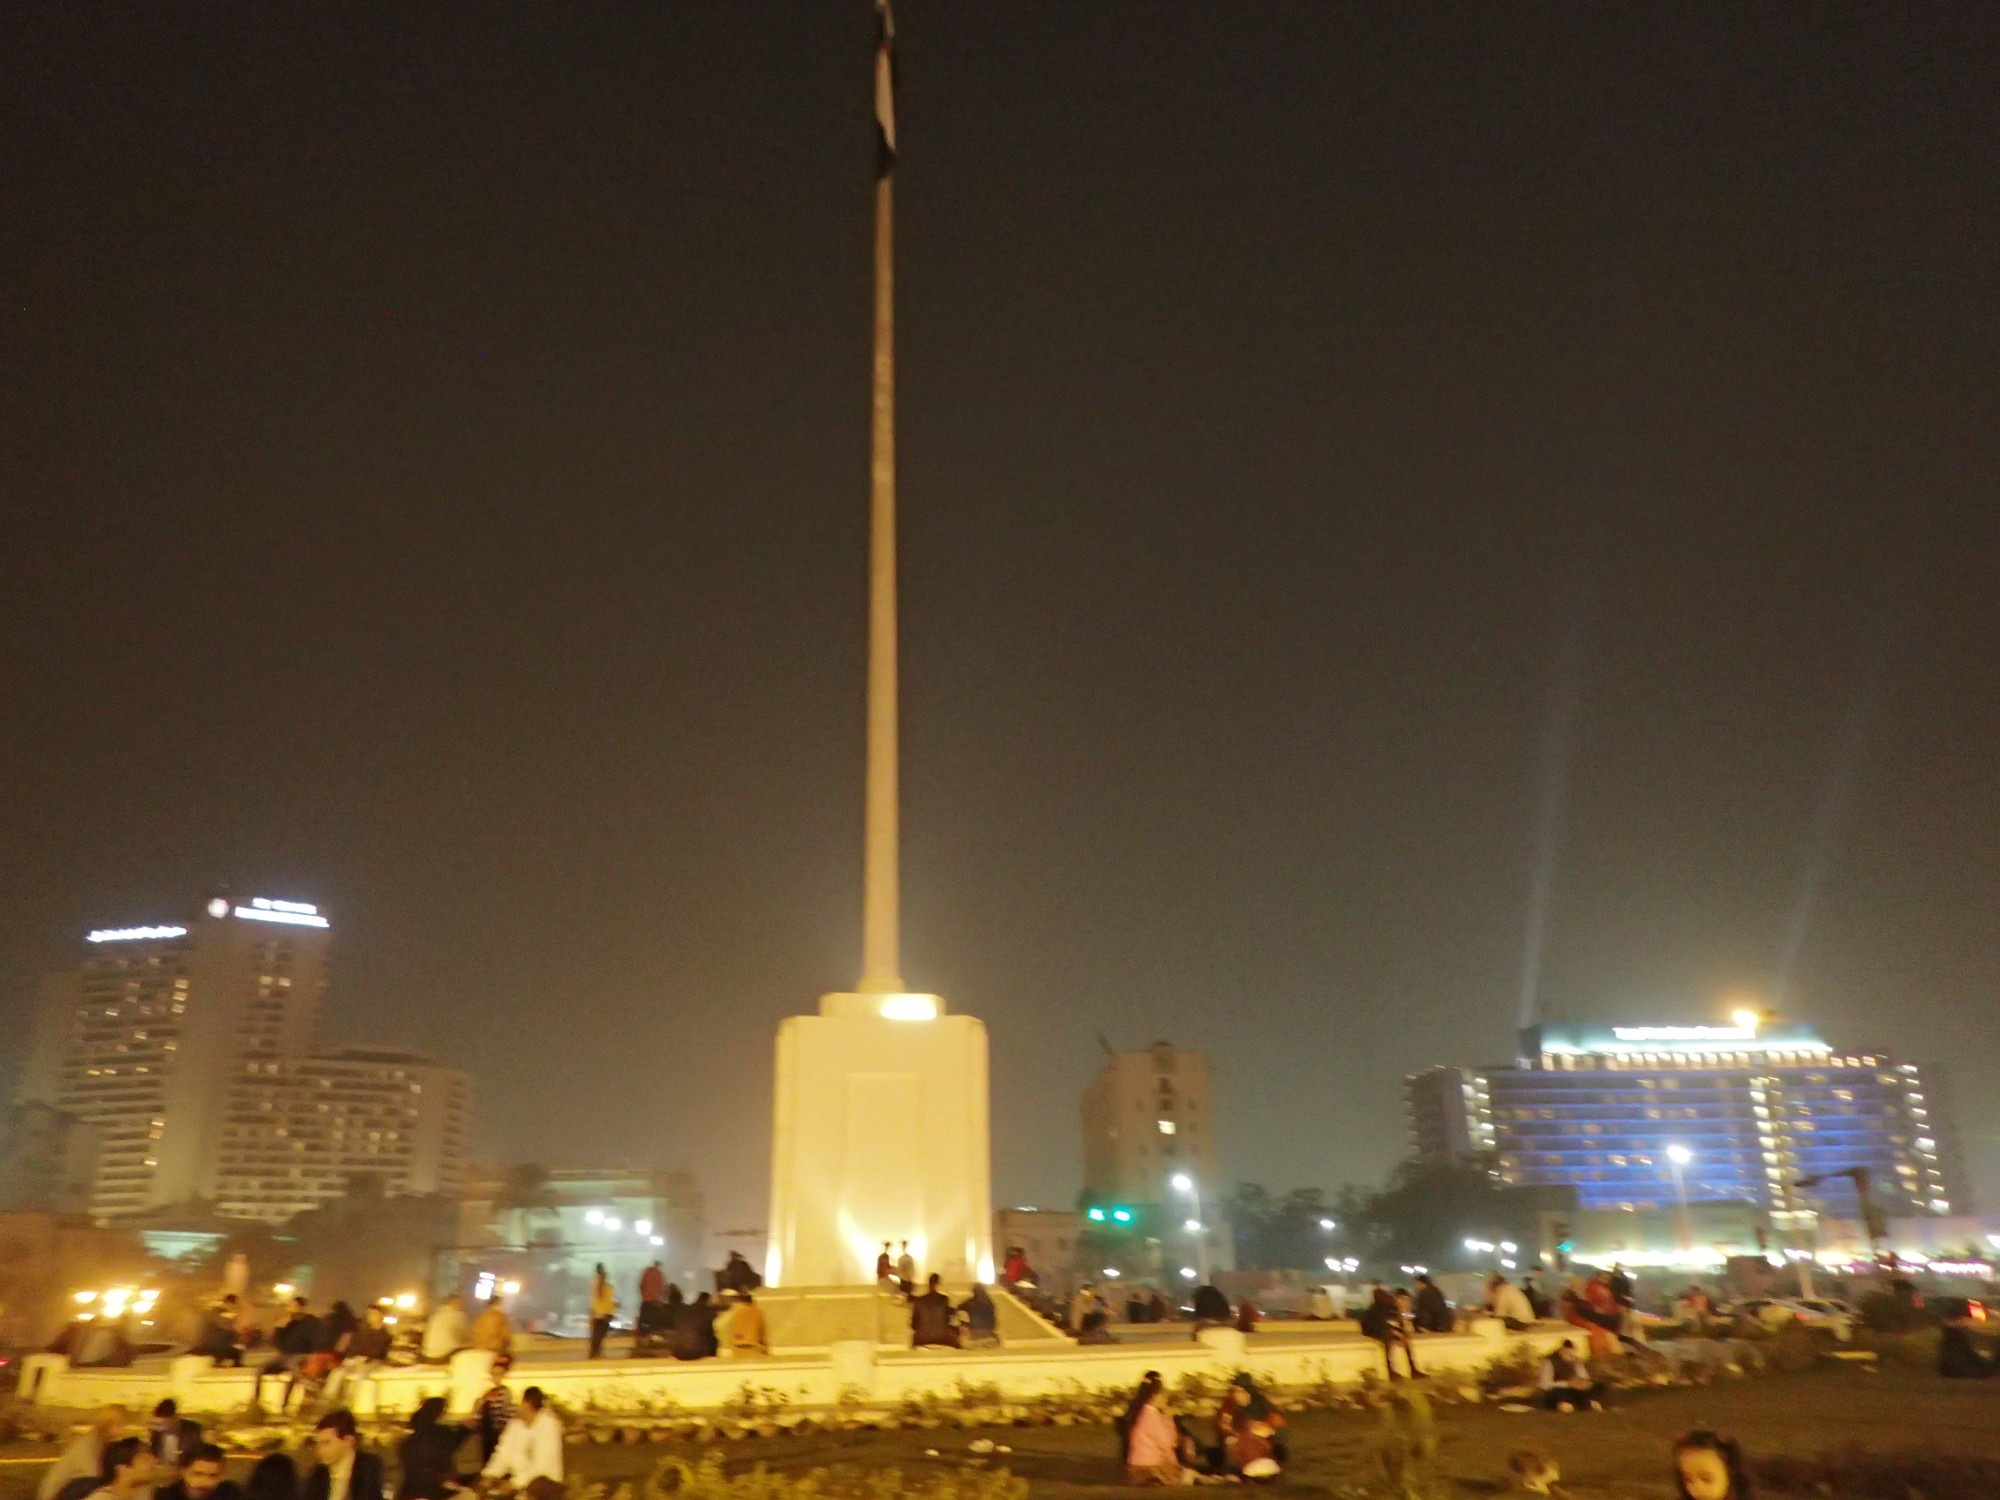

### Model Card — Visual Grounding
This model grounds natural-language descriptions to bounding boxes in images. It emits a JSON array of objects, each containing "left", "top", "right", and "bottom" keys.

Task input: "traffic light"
[
  {"left": 1086, "top": 1205, "right": 1135, "bottom": 1226},
  {"left": 1087, "top": 1207, "right": 1106, "bottom": 1222}
]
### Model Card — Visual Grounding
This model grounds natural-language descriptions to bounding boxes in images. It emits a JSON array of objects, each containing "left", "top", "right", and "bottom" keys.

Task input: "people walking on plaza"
[
  {"left": 157, "top": 1444, "right": 238, "bottom": 1500},
  {"left": 481, "top": 1388, "right": 564, "bottom": 1500},
  {"left": 472, "top": 1355, "right": 517, "bottom": 1465},
  {"left": 896, "top": 1241, "right": 917, "bottom": 1290},
  {"left": 588, "top": 1263, "right": 617, "bottom": 1359},
  {"left": 471, "top": 1297, "right": 513, "bottom": 1356},
  {"left": 1412, "top": 1274, "right": 1453, "bottom": 1333},
  {"left": 1672, "top": 1428, "right": 1755, "bottom": 1500},
  {"left": 724, "top": 1291, "right": 769, "bottom": 1357},
  {"left": 1213, "top": 1373, "right": 1285, "bottom": 1479},
  {"left": 85, "top": 1438, "right": 157, "bottom": 1500},
  {"left": 910, "top": 1273, "right": 960, "bottom": 1348},
  {"left": 1538, "top": 1339, "right": 1604, "bottom": 1411},
  {"left": 41, "top": 1407, "right": 129, "bottom": 1500},
  {"left": 303, "top": 1411, "right": 383, "bottom": 1500},
  {"left": 1360, "top": 1285, "right": 1421, "bottom": 1379},
  {"left": 420, "top": 1295, "right": 469, "bottom": 1366},
  {"left": 958, "top": 1283, "right": 999, "bottom": 1348},
  {"left": 395, "top": 1397, "right": 467, "bottom": 1500},
  {"left": 1485, "top": 1275, "right": 1535, "bottom": 1331},
  {"left": 245, "top": 1455, "right": 298, "bottom": 1500}
]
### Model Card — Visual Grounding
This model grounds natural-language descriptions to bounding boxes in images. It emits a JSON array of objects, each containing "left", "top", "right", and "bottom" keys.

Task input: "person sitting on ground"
[
  {"left": 1120, "top": 1371, "right": 1193, "bottom": 1486},
  {"left": 1538, "top": 1338, "right": 1604, "bottom": 1412},
  {"left": 1486, "top": 1274, "right": 1535, "bottom": 1331},
  {"left": 396, "top": 1396, "right": 467, "bottom": 1500},
  {"left": 472, "top": 1354, "right": 516, "bottom": 1466},
  {"left": 1411, "top": 1274, "right": 1453, "bottom": 1334},
  {"left": 157, "top": 1444, "right": 240, "bottom": 1500},
  {"left": 86, "top": 1438, "right": 157, "bottom": 1500},
  {"left": 421, "top": 1295, "right": 469, "bottom": 1366},
  {"left": 302, "top": 1411, "right": 383, "bottom": 1500},
  {"left": 1213, "top": 1373, "right": 1285, "bottom": 1479},
  {"left": 958, "top": 1282, "right": 999, "bottom": 1347},
  {"left": 1360, "top": 1285, "right": 1421, "bottom": 1379},
  {"left": 471, "top": 1297, "right": 513, "bottom": 1357},
  {"left": 724, "top": 1290, "right": 769, "bottom": 1357},
  {"left": 40, "top": 1405, "right": 129, "bottom": 1500},
  {"left": 1672, "top": 1428, "right": 1755, "bottom": 1500},
  {"left": 910, "top": 1273, "right": 960, "bottom": 1348},
  {"left": 245, "top": 1454, "right": 298, "bottom": 1500},
  {"left": 481, "top": 1387, "right": 564, "bottom": 1500}
]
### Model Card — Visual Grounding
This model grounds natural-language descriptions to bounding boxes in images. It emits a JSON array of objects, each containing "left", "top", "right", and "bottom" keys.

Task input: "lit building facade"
[
  {"left": 21, "top": 897, "right": 470, "bottom": 1223},
  {"left": 1407, "top": 1020, "right": 1963, "bottom": 1224},
  {"left": 1082, "top": 1042, "right": 1218, "bottom": 1208}
]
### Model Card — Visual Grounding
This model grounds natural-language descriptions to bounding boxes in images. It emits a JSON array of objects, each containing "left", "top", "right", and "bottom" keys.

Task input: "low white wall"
[{"left": 26, "top": 1321, "right": 1569, "bottom": 1418}]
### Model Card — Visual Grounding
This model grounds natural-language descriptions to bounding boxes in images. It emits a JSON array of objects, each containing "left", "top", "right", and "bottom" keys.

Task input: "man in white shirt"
[
  {"left": 481, "top": 1387, "right": 563, "bottom": 1499},
  {"left": 1485, "top": 1275, "right": 1536, "bottom": 1331},
  {"left": 421, "top": 1295, "right": 470, "bottom": 1364}
]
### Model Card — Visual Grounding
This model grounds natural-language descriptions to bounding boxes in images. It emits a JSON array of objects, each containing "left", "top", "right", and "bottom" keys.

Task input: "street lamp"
[
  {"left": 1666, "top": 1145, "right": 1694, "bottom": 1254},
  {"left": 1170, "top": 1174, "right": 1209, "bottom": 1282}
]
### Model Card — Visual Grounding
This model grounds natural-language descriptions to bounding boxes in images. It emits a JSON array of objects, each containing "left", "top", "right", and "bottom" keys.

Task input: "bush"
[{"left": 641, "top": 1454, "right": 1029, "bottom": 1500}]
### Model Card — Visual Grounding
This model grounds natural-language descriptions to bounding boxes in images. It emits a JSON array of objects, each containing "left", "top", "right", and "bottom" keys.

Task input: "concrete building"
[
  {"left": 766, "top": 991, "right": 992, "bottom": 1287},
  {"left": 1081, "top": 1042, "right": 1218, "bottom": 1208},
  {"left": 214, "top": 1049, "right": 471, "bottom": 1220},
  {"left": 21, "top": 896, "right": 470, "bottom": 1223},
  {"left": 0, "top": 1104, "right": 100, "bottom": 1214},
  {"left": 1406, "top": 1019, "right": 1965, "bottom": 1226}
]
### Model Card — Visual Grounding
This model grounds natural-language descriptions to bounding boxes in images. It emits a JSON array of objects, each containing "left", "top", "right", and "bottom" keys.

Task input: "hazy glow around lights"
[{"left": 879, "top": 994, "right": 939, "bottom": 1021}]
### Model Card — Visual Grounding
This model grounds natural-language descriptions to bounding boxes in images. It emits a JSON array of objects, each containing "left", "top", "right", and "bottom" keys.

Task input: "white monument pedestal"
[{"left": 765, "top": 991, "right": 993, "bottom": 1288}]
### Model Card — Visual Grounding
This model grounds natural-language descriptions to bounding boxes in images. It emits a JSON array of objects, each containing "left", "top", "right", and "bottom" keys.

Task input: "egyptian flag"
[{"left": 874, "top": 0, "right": 896, "bottom": 177}]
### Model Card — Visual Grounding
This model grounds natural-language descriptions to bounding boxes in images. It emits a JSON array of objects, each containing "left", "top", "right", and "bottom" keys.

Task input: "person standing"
[
  {"left": 481, "top": 1388, "right": 564, "bottom": 1500},
  {"left": 471, "top": 1355, "right": 516, "bottom": 1466},
  {"left": 588, "top": 1264, "right": 616, "bottom": 1359},
  {"left": 875, "top": 1244, "right": 895, "bottom": 1286},
  {"left": 639, "top": 1261, "right": 666, "bottom": 1308},
  {"left": 301, "top": 1411, "right": 383, "bottom": 1500},
  {"left": 40, "top": 1405, "right": 128, "bottom": 1500},
  {"left": 82, "top": 1438, "right": 156, "bottom": 1500},
  {"left": 895, "top": 1241, "right": 917, "bottom": 1292}
]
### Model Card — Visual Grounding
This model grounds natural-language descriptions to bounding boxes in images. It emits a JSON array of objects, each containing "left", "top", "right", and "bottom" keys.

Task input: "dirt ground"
[{"left": 2, "top": 1361, "right": 1994, "bottom": 1499}]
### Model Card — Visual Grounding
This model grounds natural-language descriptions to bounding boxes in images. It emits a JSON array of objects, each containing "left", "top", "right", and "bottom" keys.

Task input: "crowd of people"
[{"left": 36, "top": 1396, "right": 572, "bottom": 1500}]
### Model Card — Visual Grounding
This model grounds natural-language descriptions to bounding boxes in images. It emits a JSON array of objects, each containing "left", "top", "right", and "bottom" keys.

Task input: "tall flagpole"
[{"left": 860, "top": 0, "right": 902, "bottom": 995}]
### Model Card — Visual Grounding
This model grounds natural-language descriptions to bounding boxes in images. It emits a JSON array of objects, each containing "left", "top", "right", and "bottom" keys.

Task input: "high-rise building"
[
  {"left": 21, "top": 896, "right": 470, "bottom": 1223},
  {"left": 1082, "top": 1042, "right": 1218, "bottom": 1208},
  {"left": 1405, "top": 1019, "right": 1964, "bottom": 1225}
]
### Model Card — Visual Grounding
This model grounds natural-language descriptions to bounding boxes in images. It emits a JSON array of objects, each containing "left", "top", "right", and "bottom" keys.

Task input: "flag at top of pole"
[{"left": 874, "top": 0, "right": 896, "bottom": 178}]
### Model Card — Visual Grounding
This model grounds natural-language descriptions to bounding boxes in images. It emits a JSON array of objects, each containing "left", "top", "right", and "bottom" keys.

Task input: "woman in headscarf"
[
  {"left": 1214, "top": 1373, "right": 1285, "bottom": 1478},
  {"left": 395, "top": 1397, "right": 467, "bottom": 1500}
]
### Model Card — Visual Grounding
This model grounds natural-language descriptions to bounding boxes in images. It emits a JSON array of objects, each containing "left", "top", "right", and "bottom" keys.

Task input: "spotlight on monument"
[{"left": 879, "top": 993, "right": 940, "bottom": 1022}]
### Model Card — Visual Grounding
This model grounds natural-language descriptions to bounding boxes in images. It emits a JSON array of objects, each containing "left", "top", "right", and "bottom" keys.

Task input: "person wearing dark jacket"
[
  {"left": 302, "top": 1411, "right": 384, "bottom": 1500},
  {"left": 471, "top": 1356, "right": 516, "bottom": 1465},
  {"left": 957, "top": 1284, "right": 998, "bottom": 1346},
  {"left": 256, "top": 1300, "right": 323, "bottom": 1409},
  {"left": 1360, "top": 1286, "right": 1421, "bottom": 1379},
  {"left": 244, "top": 1455, "right": 297, "bottom": 1500},
  {"left": 675, "top": 1293, "right": 719, "bottom": 1360},
  {"left": 1190, "top": 1283, "right": 1231, "bottom": 1331},
  {"left": 1411, "top": 1275, "right": 1454, "bottom": 1334},
  {"left": 395, "top": 1398, "right": 467, "bottom": 1500},
  {"left": 909, "top": 1274, "right": 959, "bottom": 1348},
  {"left": 154, "top": 1444, "right": 240, "bottom": 1500},
  {"left": 148, "top": 1401, "right": 203, "bottom": 1469}
]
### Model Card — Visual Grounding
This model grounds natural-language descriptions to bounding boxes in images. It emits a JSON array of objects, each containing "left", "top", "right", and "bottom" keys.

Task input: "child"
[{"left": 1674, "top": 1429, "right": 1755, "bottom": 1500}]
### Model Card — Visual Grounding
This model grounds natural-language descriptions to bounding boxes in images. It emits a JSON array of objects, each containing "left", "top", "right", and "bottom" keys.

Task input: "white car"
[{"left": 1730, "top": 1297, "right": 1854, "bottom": 1339}]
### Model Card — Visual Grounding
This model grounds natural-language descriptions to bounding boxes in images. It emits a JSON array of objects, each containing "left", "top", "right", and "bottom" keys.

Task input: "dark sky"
[{"left": 5, "top": 4, "right": 1998, "bottom": 1238}]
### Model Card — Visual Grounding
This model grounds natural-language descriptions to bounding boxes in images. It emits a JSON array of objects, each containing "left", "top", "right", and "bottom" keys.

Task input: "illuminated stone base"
[{"left": 765, "top": 992, "right": 993, "bottom": 1288}]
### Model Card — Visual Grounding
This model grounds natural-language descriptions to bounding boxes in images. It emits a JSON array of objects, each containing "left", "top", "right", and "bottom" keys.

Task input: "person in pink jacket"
[{"left": 1121, "top": 1371, "right": 1188, "bottom": 1485}]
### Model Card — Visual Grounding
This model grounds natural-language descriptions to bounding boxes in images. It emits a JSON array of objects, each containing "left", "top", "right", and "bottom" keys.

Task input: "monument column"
[{"left": 764, "top": 0, "right": 993, "bottom": 1289}]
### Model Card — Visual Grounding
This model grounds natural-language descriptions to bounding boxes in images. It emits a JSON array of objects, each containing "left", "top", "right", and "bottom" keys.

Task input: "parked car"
[{"left": 1727, "top": 1296, "right": 1854, "bottom": 1340}]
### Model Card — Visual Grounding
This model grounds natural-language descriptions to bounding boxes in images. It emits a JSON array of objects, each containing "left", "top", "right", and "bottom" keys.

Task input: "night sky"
[{"left": 5, "top": 4, "right": 1997, "bottom": 1238}]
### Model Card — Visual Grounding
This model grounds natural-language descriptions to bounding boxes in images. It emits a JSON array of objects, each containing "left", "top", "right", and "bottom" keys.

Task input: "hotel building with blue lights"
[{"left": 1407, "top": 1020, "right": 1964, "bottom": 1228}]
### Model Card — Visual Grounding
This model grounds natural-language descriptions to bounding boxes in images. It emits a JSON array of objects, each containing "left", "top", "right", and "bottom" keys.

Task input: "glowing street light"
[{"left": 1169, "top": 1174, "right": 1209, "bottom": 1282}]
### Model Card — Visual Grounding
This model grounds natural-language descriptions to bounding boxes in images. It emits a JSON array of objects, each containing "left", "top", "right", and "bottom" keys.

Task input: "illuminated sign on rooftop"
[
  {"left": 86, "top": 925, "right": 189, "bottom": 944},
  {"left": 1526, "top": 1021, "right": 1831, "bottom": 1057},
  {"left": 234, "top": 898, "right": 329, "bottom": 929}
]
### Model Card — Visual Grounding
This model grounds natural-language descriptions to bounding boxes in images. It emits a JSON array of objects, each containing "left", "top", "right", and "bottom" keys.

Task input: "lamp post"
[
  {"left": 1171, "top": 1173, "right": 1209, "bottom": 1283},
  {"left": 1666, "top": 1145, "right": 1695, "bottom": 1255}
]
